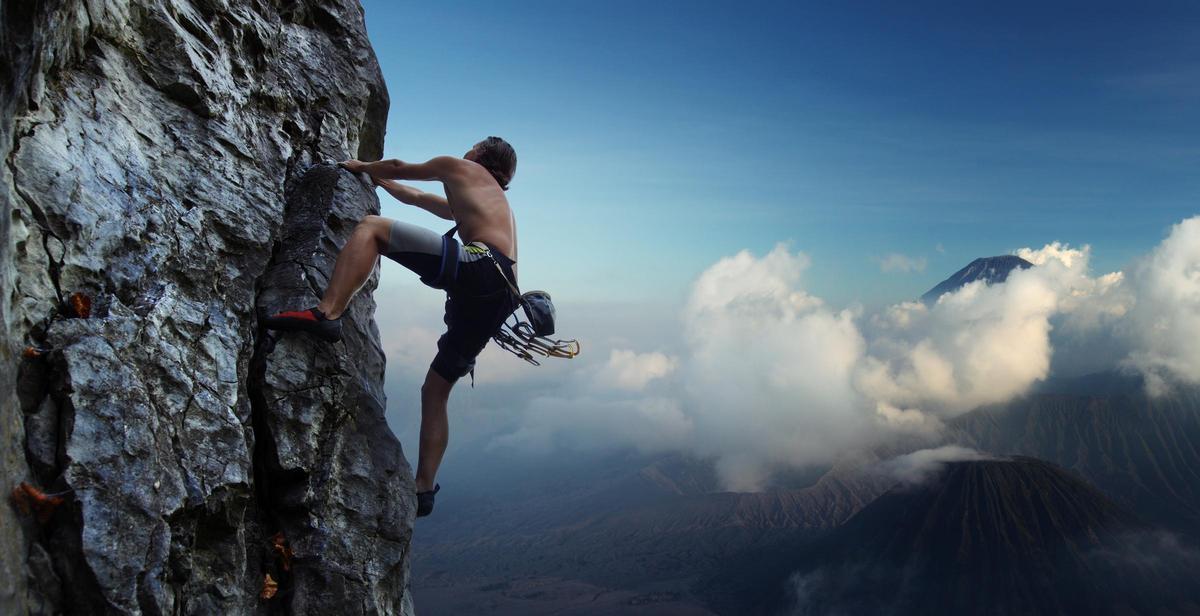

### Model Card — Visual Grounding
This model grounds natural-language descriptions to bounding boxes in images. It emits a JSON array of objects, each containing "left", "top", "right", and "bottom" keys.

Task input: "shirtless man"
[{"left": 264, "top": 136, "right": 519, "bottom": 518}]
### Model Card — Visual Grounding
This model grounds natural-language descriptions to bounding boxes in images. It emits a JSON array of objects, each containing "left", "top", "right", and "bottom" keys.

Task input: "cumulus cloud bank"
[
  {"left": 857, "top": 240, "right": 1089, "bottom": 417},
  {"left": 486, "top": 216, "right": 1200, "bottom": 491},
  {"left": 1119, "top": 217, "right": 1200, "bottom": 396}
]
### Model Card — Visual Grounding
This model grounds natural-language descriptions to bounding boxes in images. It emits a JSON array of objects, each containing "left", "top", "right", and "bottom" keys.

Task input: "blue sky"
[{"left": 359, "top": 0, "right": 1200, "bottom": 311}]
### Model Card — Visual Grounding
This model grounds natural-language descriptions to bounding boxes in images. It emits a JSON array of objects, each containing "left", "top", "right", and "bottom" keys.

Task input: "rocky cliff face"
[{"left": 1, "top": 1, "right": 414, "bottom": 614}]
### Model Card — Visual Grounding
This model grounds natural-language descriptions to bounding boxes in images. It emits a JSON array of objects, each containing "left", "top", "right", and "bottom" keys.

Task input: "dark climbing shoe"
[
  {"left": 416, "top": 484, "right": 440, "bottom": 518},
  {"left": 263, "top": 307, "right": 343, "bottom": 342}
]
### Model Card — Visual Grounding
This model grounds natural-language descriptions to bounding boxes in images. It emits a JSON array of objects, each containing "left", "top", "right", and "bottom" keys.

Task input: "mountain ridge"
[
  {"left": 714, "top": 457, "right": 1200, "bottom": 616},
  {"left": 920, "top": 254, "right": 1034, "bottom": 304}
]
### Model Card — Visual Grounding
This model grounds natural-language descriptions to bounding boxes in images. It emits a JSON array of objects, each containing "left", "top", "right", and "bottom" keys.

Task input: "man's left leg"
[
  {"left": 416, "top": 367, "right": 453, "bottom": 495},
  {"left": 414, "top": 301, "right": 493, "bottom": 517}
]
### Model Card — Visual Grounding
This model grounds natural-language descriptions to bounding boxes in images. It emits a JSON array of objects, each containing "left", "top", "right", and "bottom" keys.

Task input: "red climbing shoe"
[{"left": 263, "top": 307, "right": 343, "bottom": 342}]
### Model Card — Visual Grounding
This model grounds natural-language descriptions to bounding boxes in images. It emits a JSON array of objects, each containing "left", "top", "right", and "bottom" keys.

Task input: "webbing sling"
[{"left": 419, "top": 226, "right": 461, "bottom": 290}]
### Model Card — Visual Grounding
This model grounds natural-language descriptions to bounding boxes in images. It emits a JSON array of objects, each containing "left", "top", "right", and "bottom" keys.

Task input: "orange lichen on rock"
[
  {"left": 260, "top": 573, "right": 278, "bottom": 599},
  {"left": 271, "top": 531, "right": 295, "bottom": 571},
  {"left": 10, "top": 482, "right": 65, "bottom": 523},
  {"left": 68, "top": 292, "right": 91, "bottom": 318}
]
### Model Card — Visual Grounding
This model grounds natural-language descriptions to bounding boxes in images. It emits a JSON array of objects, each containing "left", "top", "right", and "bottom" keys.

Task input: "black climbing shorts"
[{"left": 381, "top": 219, "right": 519, "bottom": 384}]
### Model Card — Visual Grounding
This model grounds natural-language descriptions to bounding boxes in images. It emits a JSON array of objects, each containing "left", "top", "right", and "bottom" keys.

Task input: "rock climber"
[{"left": 263, "top": 137, "right": 519, "bottom": 518}]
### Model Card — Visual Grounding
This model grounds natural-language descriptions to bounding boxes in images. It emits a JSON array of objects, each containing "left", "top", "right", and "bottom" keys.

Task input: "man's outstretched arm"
[
  {"left": 373, "top": 178, "right": 454, "bottom": 220},
  {"left": 341, "top": 156, "right": 458, "bottom": 182}
]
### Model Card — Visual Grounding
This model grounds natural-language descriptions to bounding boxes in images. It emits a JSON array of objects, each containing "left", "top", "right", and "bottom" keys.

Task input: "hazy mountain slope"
[
  {"left": 414, "top": 372, "right": 1200, "bottom": 615},
  {"left": 412, "top": 450, "right": 890, "bottom": 612},
  {"left": 720, "top": 458, "right": 1200, "bottom": 616},
  {"left": 949, "top": 375, "right": 1200, "bottom": 534}
]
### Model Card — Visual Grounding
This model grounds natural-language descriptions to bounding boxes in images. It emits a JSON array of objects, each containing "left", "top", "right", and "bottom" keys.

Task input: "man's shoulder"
[
  {"left": 432, "top": 156, "right": 487, "bottom": 179},
  {"left": 427, "top": 155, "right": 466, "bottom": 171},
  {"left": 444, "top": 157, "right": 503, "bottom": 189}
]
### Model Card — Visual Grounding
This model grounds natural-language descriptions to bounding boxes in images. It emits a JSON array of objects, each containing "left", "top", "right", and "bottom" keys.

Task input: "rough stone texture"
[
  {"left": 1, "top": 1, "right": 414, "bottom": 614},
  {"left": 253, "top": 165, "right": 414, "bottom": 615}
]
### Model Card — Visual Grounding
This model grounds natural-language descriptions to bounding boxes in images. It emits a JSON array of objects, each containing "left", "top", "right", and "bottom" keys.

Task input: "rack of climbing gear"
[
  {"left": 491, "top": 310, "right": 581, "bottom": 365},
  {"left": 483, "top": 261, "right": 581, "bottom": 365}
]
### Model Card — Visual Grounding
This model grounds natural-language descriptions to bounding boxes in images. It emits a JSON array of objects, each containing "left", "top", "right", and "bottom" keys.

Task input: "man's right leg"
[
  {"left": 317, "top": 214, "right": 393, "bottom": 319},
  {"left": 265, "top": 216, "right": 446, "bottom": 339}
]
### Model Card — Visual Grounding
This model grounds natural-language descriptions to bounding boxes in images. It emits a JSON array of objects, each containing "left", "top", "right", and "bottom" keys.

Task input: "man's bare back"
[
  {"left": 342, "top": 144, "right": 518, "bottom": 268},
  {"left": 443, "top": 158, "right": 518, "bottom": 263}
]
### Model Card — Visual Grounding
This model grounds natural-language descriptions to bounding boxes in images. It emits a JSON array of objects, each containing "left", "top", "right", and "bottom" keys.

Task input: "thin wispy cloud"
[
  {"left": 1107, "top": 67, "right": 1200, "bottom": 100},
  {"left": 876, "top": 446, "right": 1000, "bottom": 485},
  {"left": 877, "top": 253, "right": 928, "bottom": 274}
]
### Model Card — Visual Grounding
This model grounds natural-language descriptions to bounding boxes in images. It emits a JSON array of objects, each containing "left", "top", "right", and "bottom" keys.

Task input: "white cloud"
[
  {"left": 854, "top": 240, "right": 1154, "bottom": 423},
  {"left": 487, "top": 245, "right": 872, "bottom": 491},
  {"left": 877, "top": 446, "right": 999, "bottom": 485},
  {"left": 593, "top": 349, "right": 677, "bottom": 391},
  {"left": 874, "top": 401, "right": 944, "bottom": 436},
  {"left": 856, "top": 258, "right": 1065, "bottom": 417},
  {"left": 488, "top": 240, "right": 1119, "bottom": 491},
  {"left": 479, "top": 216, "right": 1200, "bottom": 491},
  {"left": 1015, "top": 240, "right": 1087, "bottom": 268},
  {"left": 488, "top": 395, "right": 693, "bottom": 455},
  {"left": 381, "top": 325, "right": 441, "bottom": 378},
  {"left": 679, "top": 244, "right": 874, "bottom": 491},
  {"left": 878, "top": 253, "right": 928, "bottom": 273},
  {"left": 1120, "top": 217, "right": 1200, "bottom": 396}
]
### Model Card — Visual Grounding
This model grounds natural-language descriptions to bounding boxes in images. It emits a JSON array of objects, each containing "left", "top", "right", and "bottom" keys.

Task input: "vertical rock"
[
  {"left": 1, "top": 1, "right": 62, "bottom": 611},
  {"left": 1, "top": 0, "right": 414, "bottom": 613},
  {"left": 254, "top": 164, "right": 414, "bottom": 614}
]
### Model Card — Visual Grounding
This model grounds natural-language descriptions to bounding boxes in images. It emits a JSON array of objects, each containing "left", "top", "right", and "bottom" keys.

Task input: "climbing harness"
[{"left": 445, "top": 226, "right": 581, "bottom": 365}]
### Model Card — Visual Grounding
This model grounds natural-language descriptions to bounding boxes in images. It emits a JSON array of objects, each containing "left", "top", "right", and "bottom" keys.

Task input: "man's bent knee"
[
  {"left": 355, "top": 215, "right": 393, "bottom": 252},
  {"left": 421, "top": 368, "right": 453, "bottom": 400}
]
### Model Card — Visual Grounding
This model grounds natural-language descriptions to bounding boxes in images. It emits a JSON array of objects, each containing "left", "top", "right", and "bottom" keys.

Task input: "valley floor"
[{"left": 413, "top": 574, "right": 716, "bottom": 616}]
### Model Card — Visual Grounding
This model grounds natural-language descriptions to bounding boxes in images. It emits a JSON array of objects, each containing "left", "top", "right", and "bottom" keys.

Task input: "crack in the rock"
[
  {"left": 248, "top": 332, "right": 300, "bottom": 615},
  {"left": 269, "top": 382, "right": 329, "bottom": 402},
  {"left": 6, "top": 127, "right": 67, "bottom": 307},
  {"left": 297, "top": 260, "right": 326, "bottom": 298},
  {"left": 247, "top": 189, "right": 305, "bottom": 614},
  {"left": 21, "top": 359, "right": 111, "bottom": 612}
]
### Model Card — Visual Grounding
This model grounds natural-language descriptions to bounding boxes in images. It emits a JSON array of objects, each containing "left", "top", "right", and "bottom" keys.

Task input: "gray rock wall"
[{"left": 2, "top": 1, "right": 414, "bottom": 613}]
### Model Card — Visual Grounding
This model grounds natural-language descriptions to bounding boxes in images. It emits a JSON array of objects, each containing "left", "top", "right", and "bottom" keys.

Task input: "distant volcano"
[
  {"left": 921, "top": 255, "right": 1033, "bottom": 304},
  {"left": 783, "top": 457, "right": 1200, "bottom": 616}
]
